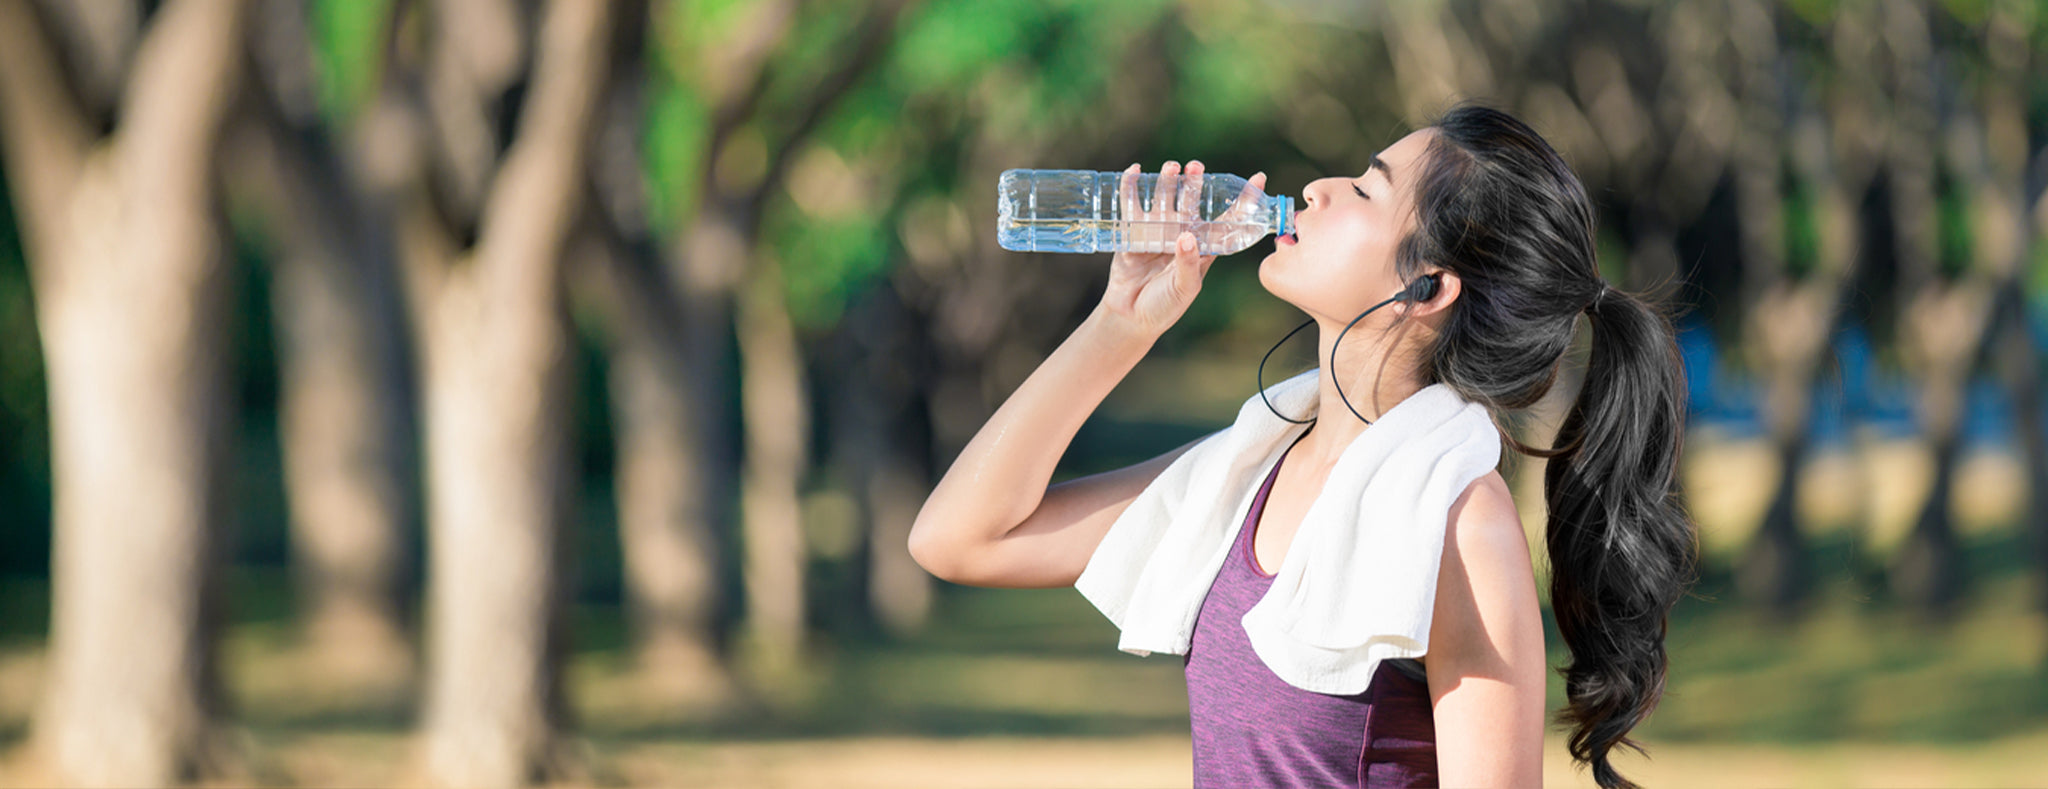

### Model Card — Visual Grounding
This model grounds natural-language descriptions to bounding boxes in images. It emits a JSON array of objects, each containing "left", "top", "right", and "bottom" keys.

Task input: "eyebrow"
[{"left": 1367, "top": 155, "right": 1394, "bottom": 188}]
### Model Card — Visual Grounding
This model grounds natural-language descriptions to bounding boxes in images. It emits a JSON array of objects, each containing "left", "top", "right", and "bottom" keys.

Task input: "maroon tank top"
[{"left": 1184, "top": 434, "right": 1439, "bottom": 788}]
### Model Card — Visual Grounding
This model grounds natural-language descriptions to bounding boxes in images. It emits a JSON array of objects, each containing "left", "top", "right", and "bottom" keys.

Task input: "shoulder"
[
  {"left": 1430, "top": 470, "right": 1541, "bottom": 660},
  {"left": 1445, "top": 470, "right": 1526, "bottom": 565}
]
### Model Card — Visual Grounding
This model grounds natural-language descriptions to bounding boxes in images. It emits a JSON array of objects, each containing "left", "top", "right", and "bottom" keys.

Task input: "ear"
[{"left": 1403, "top": 271, "right": 1461, "bottom": 318}]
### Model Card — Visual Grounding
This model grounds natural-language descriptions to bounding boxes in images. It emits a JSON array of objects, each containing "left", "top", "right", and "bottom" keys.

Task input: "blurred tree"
[
  {"left": 361, "top": 0, "right": 625, "bottom": 783},
  {"left": 227, "top": 0, "right": 417, "bottom": 687},
  {"left": 859, "top": 4, "right": 1195, "bottom": 647},
  {"left": 1725, "top": 0, "right": 1833, "bottom": 614},
  {"left": 644, "top": 0, "right": 916, "bottom": 679},
  {"left": 573, "top": 13, "right": 741, "bottom": 700},
  {"left": 0, "top": 0, "right": 250, "bottom": 784},
  {"left": 1894, "top": 0, "right": 2043, "bottom": 611}
]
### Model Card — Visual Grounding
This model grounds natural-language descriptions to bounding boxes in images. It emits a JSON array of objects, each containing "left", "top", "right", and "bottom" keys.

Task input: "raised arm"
[{"left": 908, "top": 161, "right": 1266, "bottom": 589}]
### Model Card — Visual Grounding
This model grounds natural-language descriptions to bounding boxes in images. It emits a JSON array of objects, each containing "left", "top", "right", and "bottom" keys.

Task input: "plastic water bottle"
[{"left": 996, "top": 169, "right": 1294, "bottom": 255}]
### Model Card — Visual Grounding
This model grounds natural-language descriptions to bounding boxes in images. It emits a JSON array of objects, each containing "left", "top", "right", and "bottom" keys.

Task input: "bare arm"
[
  {"left": 908, "top": 304, "right": 1206, "bottom": 588},
  {"left": 1426, "top": 471, "right": 1548, "bottom": 786},
  {"left": 908, "top": 161, "right": 1267, "bottom": 589}
]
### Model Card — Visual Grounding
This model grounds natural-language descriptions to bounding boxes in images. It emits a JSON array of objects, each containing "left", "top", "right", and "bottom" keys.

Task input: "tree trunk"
[
  {"left": 733, "top": 253, "right": 811, "bottom": 678},
  {"left": 229, "top": 79, "right": 417, "bottom": 687},
  {"left": 830, "top": 287, "right": 933, "bottom": 638},
  {"left": 270, "top": 160, "right": 419, "bottom": 681},
  {"left": 0, "top": 0, "right": 250, "bottom": 784},
  {"left": 1892, "top": 3, "right": 2030, "bottom": 611},
  {"left": 578, "top": 227, "right": 740, "bottom": 703},
  {"left": 651, "top": 0, "right": 916, "bottom": 683},
  {"left": 2000, "top": 284, "right": 2048, "bottom": 613},
  {"left": 416, "top": 265, "right": 577, "bottom": 786},
  {"left": 407, "top": 0, "right": 619, "bottom": 784},
  {"left": 1725, "top": 6, "right": 1862, "bottom": 613}
]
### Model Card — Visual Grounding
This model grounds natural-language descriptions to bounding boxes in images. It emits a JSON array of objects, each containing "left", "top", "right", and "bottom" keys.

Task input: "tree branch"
[
  {"left": 702, "top": 0, "right": 802, "bottom": 156},
  {"left": 0, "top": 0, "right": 94, "bottom": 260},
  {"left": 746, "top": 0, "right": 917, "bottom": 218},
  {"left": 113, "top": 0, "right": 251, "bottom": 209},
  {"left": 229, "top": 65, "right": 362, "bottom": 278},
  {"left": 471, "top": 0, "right": 619, "bottom": 289},
  {"left": 421, "top": 0, "right": 526, "bottom": 232},
  {"left": 31, "top": 0, "right": 140, "bottom": 121}
]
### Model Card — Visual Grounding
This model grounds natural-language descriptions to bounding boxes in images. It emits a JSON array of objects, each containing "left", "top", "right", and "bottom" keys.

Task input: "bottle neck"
[{"left": 1270, "top": 195, "right": 1295, "bottom": 236}]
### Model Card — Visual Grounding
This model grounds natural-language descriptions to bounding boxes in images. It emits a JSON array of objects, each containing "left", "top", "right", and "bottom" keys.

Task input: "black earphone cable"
[
  {"left": 1255, "top": 316, "right": 1320, "bottom": 425},
  {"left": 1328, "top": 292, "right": 1407, "bottom": 425},
  {"left": 1255, "top": 274, "right": 1439, "bottom": 426}
]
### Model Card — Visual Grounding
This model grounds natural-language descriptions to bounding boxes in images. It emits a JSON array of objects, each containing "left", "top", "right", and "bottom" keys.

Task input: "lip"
[{"left": 1277, "top": 233, "right": 1296, "bottom": 246}]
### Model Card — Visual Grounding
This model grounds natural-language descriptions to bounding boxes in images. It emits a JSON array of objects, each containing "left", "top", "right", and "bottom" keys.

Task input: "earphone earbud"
[{"left": 1398, "top": 273, "right": 1442, "bottom": 303}]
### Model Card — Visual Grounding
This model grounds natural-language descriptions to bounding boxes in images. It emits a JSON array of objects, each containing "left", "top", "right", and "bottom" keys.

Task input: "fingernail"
[{"left": 1180, "top": 235, "right": 1195, "bottom": 252}]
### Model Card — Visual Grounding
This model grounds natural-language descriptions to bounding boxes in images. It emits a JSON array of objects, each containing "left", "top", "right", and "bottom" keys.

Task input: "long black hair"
[{"left": 1397, "top": 102, "right": 1697, "bottom": 789}]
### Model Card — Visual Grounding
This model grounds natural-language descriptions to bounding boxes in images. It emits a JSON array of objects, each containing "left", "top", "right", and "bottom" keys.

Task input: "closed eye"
[{"left": 1353, "top": 183, "right": 1369, "bottom": 199}]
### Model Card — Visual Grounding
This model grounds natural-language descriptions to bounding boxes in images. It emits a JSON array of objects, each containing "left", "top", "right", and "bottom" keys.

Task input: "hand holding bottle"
[{"left": 1095, "top": 160, "right": 1270, "bottom": 338}]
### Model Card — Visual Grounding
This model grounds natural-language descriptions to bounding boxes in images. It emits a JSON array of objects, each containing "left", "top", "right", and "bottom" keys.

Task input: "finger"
[
  {"left": 1172, "top": 231, "right": 1194, "bottom": 269},
  {"left": 1175, "top": 232, "right": 1208, "bottom": 289},
  {"left": 1120, "top": 163, "right": 1140, "bottom": 226},
  {"left": 1179, "top": 160, "right": 1205, "bottom": 217},
  {"left": 1155, "top": 161, "right": 1181, "bottom": 216}
]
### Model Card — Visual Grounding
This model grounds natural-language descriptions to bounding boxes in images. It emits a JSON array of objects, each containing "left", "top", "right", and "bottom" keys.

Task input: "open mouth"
[{"left": 1280, "top": 217, "right": 1302, "bottom": 245}]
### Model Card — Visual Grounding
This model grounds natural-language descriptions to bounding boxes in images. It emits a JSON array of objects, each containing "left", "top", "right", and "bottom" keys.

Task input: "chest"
[{"left": 1249, "top": 461, "right": 1330, "bottom": 575}]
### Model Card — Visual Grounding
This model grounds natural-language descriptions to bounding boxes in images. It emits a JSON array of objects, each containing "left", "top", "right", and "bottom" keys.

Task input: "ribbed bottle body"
[{"left": 996, "top": 169, "right": 1292, "bottom": 255}]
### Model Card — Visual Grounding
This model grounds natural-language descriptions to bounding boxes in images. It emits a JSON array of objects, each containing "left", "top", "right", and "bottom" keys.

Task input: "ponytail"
[
  {"left": 1403, "top": 102, "right": 1700, "bottom": 788},
  {"left": 1542, "top": 286, "right": 1698, "bottom": 789}
]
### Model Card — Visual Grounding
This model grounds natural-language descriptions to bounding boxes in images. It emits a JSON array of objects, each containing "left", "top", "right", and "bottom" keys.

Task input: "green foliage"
[
  {"left": 1936, "top": 0, "right": 1995, "bottom": 26},
  {"left": 1781, "top": 175, "right": 1820, "bottom": 279},
  {"left": 1936, "top": 171, "right": 1975, "bottom": 279},
  {"left": 643, "top": 75, "right": 711, "bottom": 232},
  {"left": 2028, "top": 237, "right": 2048, "bottom": 312},
  {"left": 1167, "top": 25, "right": 1285, "bottom": 150},
  {"left": 309, "top": 0, "right": 393, "bottom": 121},
  {"left": 655, "top": 0, "right": 772, "bottom": 85},
  {"left": 768, "top": 207, "right": 891, "bottom": 331},
  {"left": 1782, "top": 0, "right": 1839, "bottom": 26},
  {"left": 888, "top": 0, "right": 1044, "bottom": 93}
]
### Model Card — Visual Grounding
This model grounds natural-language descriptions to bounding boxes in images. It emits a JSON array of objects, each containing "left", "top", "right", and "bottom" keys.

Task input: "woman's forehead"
[{"left": 1373, "top": 128, "right": 1436, "bottom": 179}]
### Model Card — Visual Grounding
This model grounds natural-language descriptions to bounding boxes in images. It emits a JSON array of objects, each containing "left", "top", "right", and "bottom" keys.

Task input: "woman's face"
[{"left": 1259, "top": 127, "right": 1436, "bottom": 323}]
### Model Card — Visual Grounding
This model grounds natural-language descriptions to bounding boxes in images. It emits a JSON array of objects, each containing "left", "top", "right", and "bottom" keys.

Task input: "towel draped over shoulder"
[{"left": 1073, "top": 370, "right": 1503, "bottom": 694}]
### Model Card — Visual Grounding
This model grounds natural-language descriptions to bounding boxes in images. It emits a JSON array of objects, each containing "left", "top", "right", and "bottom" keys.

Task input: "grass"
[
  {"left": 3, "top": 432, "right": 2048, "bottom": 786},
  {"left": 11, "top": 565, "right": 2046, "bottom": 787}
]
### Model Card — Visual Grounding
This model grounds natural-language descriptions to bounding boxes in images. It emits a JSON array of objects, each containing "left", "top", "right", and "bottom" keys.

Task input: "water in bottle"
[{"left": 996, "top": 168, "right": 1294, "bottom": 255}]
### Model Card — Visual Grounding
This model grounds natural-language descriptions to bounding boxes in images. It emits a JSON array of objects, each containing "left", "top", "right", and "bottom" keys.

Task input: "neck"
[{"left": 1295, "top": 317, "right": 1427, "bottom": 466}]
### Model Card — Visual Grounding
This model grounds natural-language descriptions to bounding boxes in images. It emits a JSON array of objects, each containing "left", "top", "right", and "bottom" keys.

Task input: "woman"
[{"left": 908, "top": 103, "right": 1695, "bottom": 789}]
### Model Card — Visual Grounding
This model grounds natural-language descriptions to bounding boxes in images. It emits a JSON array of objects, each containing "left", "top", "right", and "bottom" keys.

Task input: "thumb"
[{"left": 1173, "top": 232, "right": 1204, "bottom": 290}]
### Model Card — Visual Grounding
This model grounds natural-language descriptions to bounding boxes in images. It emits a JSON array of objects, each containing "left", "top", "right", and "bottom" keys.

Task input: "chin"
[
  {"left": 1256, "top": 255, "right": 1280, "bottom": 293},
  {"left": 1256, "top": 260, "right": 1299, "bottom": 305}
]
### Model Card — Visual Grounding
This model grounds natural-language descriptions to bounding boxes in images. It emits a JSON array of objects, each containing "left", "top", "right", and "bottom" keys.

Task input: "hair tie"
[{"left": 1587, "top": 282, "right": 1612, "bottom": 313}]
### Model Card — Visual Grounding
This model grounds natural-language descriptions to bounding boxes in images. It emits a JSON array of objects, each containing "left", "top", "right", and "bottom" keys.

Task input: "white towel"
[{"left": 1073, "top": 368, "right": 1503, "bottom": 695}]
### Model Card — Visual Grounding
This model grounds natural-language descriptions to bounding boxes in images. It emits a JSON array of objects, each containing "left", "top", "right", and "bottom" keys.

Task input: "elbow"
[{"left": 906, "top": 518, "right": 959, "bottom": 582}]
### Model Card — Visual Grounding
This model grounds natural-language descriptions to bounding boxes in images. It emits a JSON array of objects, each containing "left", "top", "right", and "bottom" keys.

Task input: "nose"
[{"left": 1301, "top": 177, "right": 1334, "bottom": 210}]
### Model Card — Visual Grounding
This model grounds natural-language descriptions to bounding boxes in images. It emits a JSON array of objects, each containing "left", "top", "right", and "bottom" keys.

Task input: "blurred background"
[{"left": 0, "top": 0, "right": 2045, "bottom": 786}]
